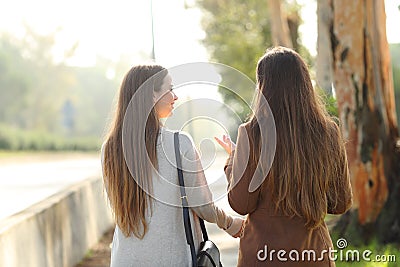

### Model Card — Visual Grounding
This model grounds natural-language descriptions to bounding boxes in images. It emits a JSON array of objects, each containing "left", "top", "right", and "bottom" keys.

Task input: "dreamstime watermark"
[
  {"left": 257, "top": 238, "right": 396, "bottom": 263},
  {"left": 121, "top": 62, "right": 277, "bottom": 207}
]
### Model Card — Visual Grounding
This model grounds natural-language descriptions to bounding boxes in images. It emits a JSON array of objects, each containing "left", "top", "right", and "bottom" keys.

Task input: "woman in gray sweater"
[{"left": 101, "top": 64, "right": 243, "bottom": 266}]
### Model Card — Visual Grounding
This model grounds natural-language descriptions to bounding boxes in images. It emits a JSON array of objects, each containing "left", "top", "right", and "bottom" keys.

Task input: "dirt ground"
[{"left": 74, "top": 227, "right": 114, "bottom": 267}]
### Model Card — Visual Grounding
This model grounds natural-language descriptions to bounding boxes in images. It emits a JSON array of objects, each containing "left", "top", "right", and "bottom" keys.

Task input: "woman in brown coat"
[{"left": 216, "top": 46, "right": 353, "bottom": 266}]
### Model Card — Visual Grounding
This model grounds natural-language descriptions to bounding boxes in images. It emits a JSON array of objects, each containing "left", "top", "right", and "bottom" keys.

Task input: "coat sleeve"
[
  {"left": 224, "top": 124, "right": 263, "bottom": 215},
  {"left": 179, "top": 132, "right": 243, "bottom": 237}
]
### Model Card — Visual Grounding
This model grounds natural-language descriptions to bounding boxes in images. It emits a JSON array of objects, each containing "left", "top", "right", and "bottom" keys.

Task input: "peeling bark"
[{"left": 330, "top": 0, "right": 400, "bottom": 244}]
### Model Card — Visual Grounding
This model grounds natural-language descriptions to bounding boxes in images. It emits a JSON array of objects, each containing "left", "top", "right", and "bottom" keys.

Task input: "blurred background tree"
[
  {"left": 0, "top": 26, "right": 122, "bottom": 151},
  {"left": 316, "top": 0, "right": 334, "bottom": 96}
]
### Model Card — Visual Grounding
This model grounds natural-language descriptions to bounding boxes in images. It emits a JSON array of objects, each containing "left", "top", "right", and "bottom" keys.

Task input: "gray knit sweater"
[{"left": 102, "top": 127, "right": 242, "bottom": 267}]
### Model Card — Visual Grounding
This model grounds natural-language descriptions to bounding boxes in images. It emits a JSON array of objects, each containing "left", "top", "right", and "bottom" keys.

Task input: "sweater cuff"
[
  {"left": 223, "top": 149, "right": 235, "bottom": 171},
  {"left": 225, "top": 216, "right": 243, "bottom": 236}
]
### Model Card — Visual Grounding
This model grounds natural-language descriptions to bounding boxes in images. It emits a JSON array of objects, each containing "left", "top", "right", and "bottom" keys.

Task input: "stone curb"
[{"left": 0, "top": 176, "right": 113, "bottom": 267}]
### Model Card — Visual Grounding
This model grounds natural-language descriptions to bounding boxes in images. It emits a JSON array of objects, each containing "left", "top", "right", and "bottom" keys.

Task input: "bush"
[
  {"left": 315, "top": 88, "right": 339, "bottom": 119},
  {"left": 0, "top": 124, "right": 101, "bottom": 151}
]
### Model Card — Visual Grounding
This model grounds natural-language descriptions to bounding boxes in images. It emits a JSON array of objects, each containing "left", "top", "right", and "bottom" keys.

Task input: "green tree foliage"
[
  {"left": 389, "top": 43, "right": 400, "bottom": 127},
  {"left": 196, "top": 0, "right": 312, "bottom": 123},
  {"left": 0, "top": 35, "right": 32, "bottom": 126},
  {"left": 196, "top": 0, "right": 272, "bottom": 121}
]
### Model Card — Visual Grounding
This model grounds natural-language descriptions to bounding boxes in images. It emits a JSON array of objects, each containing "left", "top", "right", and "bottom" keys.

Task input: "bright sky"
[
  {"left": 0, "top": 0, "right": 399, "bottom": 66},
  {"left": 0, "top": 0, "right": 206, "bottom": 67}
]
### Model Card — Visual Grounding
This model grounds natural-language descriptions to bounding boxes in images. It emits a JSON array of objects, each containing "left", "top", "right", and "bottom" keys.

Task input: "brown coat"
[{"left": 224, "top": 123, "right": 353, "bottom": 267}]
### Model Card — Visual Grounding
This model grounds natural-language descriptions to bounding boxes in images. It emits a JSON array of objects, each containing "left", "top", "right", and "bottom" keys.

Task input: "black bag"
[{"left": 174, "top": 132, "right": 223, "bottom": 267}]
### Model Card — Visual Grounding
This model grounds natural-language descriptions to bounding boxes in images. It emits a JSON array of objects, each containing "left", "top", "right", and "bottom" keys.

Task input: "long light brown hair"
[
  {"left": 249, "top": 47, "right": 347, "bottom": 228},
  {"left": 102, "top": 65, "right": 167, "bottom": 238}
]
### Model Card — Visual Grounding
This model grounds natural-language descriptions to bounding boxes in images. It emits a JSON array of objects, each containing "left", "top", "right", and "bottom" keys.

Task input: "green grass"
[
  {"left": 325, "top": 216, "right": 399, "bottom": 266},
  {"left": 334, "top": 241, "right": 399, "bottom": 267}
]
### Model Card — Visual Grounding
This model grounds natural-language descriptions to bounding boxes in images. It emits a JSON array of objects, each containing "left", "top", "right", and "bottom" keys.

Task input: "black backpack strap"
[{"left": 174, "top": 132, "right": 197, "bottom": 267}]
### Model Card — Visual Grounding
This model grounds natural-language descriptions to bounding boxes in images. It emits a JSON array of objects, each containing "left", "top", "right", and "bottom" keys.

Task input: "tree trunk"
[
  {"left": 286, "top": 6, "right": 300, "bottom": 52},
  {"left": 316, "top": 0, "right": 333, "bottom": 95},
  {"left": 267, "top": 0, "right": 293, "bottom": 48},
  {"left": 330, "top": 0, "right": 400, "bottom": 245}
]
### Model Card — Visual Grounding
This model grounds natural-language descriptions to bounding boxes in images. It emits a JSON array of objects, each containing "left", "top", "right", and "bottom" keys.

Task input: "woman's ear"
[{"left": 153, "top": 88, "right": 161, "bottom": 103}]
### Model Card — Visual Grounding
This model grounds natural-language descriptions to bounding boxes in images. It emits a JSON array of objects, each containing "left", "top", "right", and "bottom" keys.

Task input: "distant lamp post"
[{"left": 150, "top": 0, "right": 156, "bottom": 61}]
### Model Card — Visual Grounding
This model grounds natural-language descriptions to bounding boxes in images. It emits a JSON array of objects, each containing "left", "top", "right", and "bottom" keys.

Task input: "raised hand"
[{"left": 214, "top": 134, "right": 236, "bottom": 154}]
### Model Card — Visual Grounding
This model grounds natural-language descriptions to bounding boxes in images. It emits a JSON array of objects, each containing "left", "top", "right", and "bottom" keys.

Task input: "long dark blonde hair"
[
  {"left": 103, "top": 65, "right": 167, "bottom": 238},
  {"left": 250, "top": 47, "right": 347, "bottom": 228}
]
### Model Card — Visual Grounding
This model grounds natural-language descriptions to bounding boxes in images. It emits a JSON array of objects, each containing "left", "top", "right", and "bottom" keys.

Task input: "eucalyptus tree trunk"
[
  {"left": 316, "top": 0, "right": 333, "bottom": 95},
  {"left": 330, "top": 0, "right": 400, "bottom": 244},
  {"left": 267, "top": 0, "right": 293, "bottom": 48}
]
